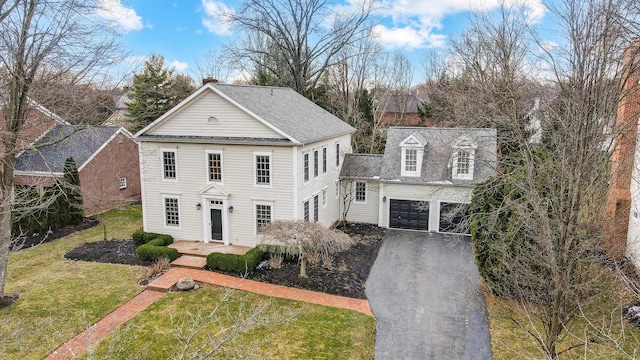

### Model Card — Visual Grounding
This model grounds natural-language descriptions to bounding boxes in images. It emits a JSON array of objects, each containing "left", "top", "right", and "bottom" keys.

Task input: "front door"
[{"left": 210, "top": 208, "right": 223, "bottom": 242}]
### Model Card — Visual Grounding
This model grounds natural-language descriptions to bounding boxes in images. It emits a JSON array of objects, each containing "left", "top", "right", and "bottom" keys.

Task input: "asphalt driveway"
[{"left": 366, "top": 230, "right": 492, "bottom": 359}]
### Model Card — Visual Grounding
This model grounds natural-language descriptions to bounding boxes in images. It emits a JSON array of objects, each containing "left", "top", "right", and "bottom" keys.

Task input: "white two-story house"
[{"left": 134, "top": 83, "right": 354, "bottom": 248}]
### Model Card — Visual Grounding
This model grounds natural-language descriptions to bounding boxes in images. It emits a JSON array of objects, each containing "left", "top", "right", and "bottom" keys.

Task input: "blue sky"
[{"left": 98, "top": 0, "right": 550, "bottom": 84}]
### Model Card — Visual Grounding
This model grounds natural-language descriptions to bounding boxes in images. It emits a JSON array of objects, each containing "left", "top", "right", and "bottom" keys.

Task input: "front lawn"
[
  {"left": 0, "top": 205, "right": 146, "bottom": 360},
  {"left": 0, "top": 205, "right": 376, "bottom": 359},
  {"left": 82, "top": 286, "right": 375, "bottom": 359}
]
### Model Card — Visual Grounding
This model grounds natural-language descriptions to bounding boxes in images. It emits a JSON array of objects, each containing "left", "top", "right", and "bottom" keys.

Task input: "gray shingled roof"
[
  {"left": 380, "top": 127, "right": 497, "bottom": 185},
  {"left": 16, "top": 125, "right": 120, "bottom": 173},
  {"left": 340, "top": 154, "right": 384, "bottom": 179},
  {"left": 212, "top": 84, "right": 355, "bottom": 144}
]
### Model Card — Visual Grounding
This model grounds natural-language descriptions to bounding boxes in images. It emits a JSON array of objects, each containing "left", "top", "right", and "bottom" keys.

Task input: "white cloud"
[
  {"left": 373, "top": 0, "right": 547, "bottom": 49},
  {"left": 97, "top": 0, "right": 143, "bottom": 32},
  {"left": 169, "top": 60, "right": 189, "bottom": 73},
  {"left": 202, "top": 0, "right": 234, "bottom": 36},
  {"left": 372, "top": 25, "right": 446, "bottom": 49}
]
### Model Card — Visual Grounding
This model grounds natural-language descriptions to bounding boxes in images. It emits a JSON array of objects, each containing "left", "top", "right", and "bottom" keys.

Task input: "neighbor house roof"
[
  {"left": 380, "top": 127, "right": 497, "bottom": 185},
  {"left": 15, "top": 125, "right": 123, "bottom": 174},
  {"left": 340, "top": 154, "right": 384, "bottom": 179},
  {"left": 136, "top": 83, "right": 355, "bottom": 145}
]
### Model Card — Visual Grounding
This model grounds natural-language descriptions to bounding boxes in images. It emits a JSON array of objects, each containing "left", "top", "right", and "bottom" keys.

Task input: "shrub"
[
  {"left": 206, "top": 247, "right": 263, "bottom": 274},
  {"left": 136, "top": 239, "right": 179, "bottom": 262},
  {"left": 132, "top": 230, "right": 173, "bottom": 245}
]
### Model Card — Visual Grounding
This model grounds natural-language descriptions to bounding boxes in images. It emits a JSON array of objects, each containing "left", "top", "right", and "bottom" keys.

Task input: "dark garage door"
[
  {"left": 389, "top": 199, "right": 429, "bottom": 230},
  {"left": 439, "top": 202, "right": 470, "bottom": 234}
]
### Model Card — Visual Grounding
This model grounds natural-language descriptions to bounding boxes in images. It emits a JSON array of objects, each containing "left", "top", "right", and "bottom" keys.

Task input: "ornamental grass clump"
[{"left": 258, "top": 220, "right": 354, "bottom": 278}]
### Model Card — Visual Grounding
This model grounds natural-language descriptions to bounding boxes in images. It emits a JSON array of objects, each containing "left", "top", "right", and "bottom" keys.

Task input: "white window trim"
[
  {"left": 400, "top": 147, "right": 424, "bottom": 177},
  {"left": 303, "top": 151, "right": 310, "bottom": 183},
  {"left": 253, "top": 151, "right": 273, "bottom": 188},
  {"left": 119, "top": 177, "right": 127, "bottom": 189},
  {"left": 253, "top": 200, "right": 274, "bottom": 235},
  {"left": 452, "top": 149, "right": 476, "bottom": 181},
  {"left": 206, "top": 150, "right": 224, "bottom": 184},
  {"left": 161, "top": 148, "right": 178, "bottom": 181},
  {"left": 335, "top": 142, "right": 341, "bottom": 168},
  {"left": 355, "top": 181, "right": 367, "bottom": 204},
  {"left": 162, "top": 194, "right": 181, "bottom": 229},
  {"left": 335, "top": 180, "right": 340, "bottom": 199}
]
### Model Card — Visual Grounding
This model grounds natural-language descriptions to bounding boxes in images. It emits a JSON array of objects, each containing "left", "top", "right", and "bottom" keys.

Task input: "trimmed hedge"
[
  {"left": 133, "top": 230, "right": 176, "bottom": 261},
  {"left": 206, "top": 247, "right": 263, "bottom": 274},
  {"left": 136, "top": 238, "right": 179, "bottom": 262},
  {"left": 133, "top": 230, "right": 174, "bottom": 245}
]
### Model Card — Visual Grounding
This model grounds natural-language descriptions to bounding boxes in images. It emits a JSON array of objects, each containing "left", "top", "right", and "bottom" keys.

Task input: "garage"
[
  {"left": 389, "top": 199, "right": 429, "bottom": 230},
  {"left": 439, "top": 202, "right": 470, "bottom": 234}
]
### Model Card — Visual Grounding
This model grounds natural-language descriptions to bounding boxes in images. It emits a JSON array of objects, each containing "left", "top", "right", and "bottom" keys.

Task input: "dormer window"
[
  {"left": 400, "top": 133, "right": 426, "bottom": 177},
  {"left": 452, "top": 135, "right": 477, "bottom": 181}
]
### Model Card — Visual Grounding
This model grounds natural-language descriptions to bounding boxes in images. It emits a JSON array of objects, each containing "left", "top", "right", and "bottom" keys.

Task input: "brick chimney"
[
  {"left": 202, "top": 77, "right": 219, "bottom": 86},
  {"left": 603, "top": 40, "right": 640, "bottom": 260}
]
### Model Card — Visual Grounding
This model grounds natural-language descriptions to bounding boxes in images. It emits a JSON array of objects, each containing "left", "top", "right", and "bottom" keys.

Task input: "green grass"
[
  {"left": 486, "top": 269, "right": 640, "bottom": 359},
  {"left": 83, "top": 286, "right": 375, "bottom": 360},
  {"left": 0, "top": 205, "right": 146, "bottom": 360}
]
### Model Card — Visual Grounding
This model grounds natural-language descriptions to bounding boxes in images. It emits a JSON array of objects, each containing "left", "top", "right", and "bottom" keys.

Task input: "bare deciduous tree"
[
  {"left": 226, "top": 0, "right": 375, "bottom": 97},
  {"left": 0, "top": 0, "right": 121, "bottom": 299},
  {"left": 466, "top": 0, "right": 640, "bottom": 358}
]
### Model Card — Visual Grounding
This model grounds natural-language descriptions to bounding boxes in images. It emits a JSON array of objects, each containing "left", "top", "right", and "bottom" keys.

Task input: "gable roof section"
[
  {"left": 136, "top": 83, "right": 355, "bottom": 145},
  {"left": 380, "top": 127, "right": 497, "bottom": 185},
  {"left": 340, "top": 154, "right": 384, "bottom": 179},
  {"left": 15, "top": 125, "right": 122, "bottom": 174}
]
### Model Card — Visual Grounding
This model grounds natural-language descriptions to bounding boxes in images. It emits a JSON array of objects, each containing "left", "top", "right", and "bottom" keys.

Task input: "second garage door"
[{"left": 389, "top": 199, "right": 429, "bottom": 230}]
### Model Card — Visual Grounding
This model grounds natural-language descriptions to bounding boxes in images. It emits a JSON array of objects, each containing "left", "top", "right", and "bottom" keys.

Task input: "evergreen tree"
[
  {"left": 126, "top": 55, "right": 195, "bottom": 132},
  {"left": 62, "top": 157, "right": 83, "bottom": 225}
]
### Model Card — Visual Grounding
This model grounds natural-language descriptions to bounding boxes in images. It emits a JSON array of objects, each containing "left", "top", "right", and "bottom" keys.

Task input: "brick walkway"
[
  {"left": 148, "top": 267, "right": 373, "bottom": 316},
  {"left": 45, "top": 290, "right": 166, "bottom": 360},
  {"left": 45, "top": 267, "right": 373, "bottom": 359}
]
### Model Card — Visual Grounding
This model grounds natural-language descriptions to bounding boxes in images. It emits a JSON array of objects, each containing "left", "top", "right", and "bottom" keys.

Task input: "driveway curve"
[{"left": 366, "top": 230, "right": 492, "bottom": 359}]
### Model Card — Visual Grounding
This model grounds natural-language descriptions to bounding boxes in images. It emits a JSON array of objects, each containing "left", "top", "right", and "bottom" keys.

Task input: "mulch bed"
[
  {"left": 11, "top": 217, "right": 99, "bottom": 252},
  {"left": 64, "top": 240, "right": 151, "bottom": 266},
  {"left": 63, "top": 223, "right": 385, "bottom": 299},
  {"left": 245, "top": 223, "right": 385, "bottom": 299}
]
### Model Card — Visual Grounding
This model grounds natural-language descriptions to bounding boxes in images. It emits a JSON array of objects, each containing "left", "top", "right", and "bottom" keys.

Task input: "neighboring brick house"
[
  {"left": 0, "top": 99, "right": 70, "bottom": 154},
  {"left": 14, "top": 125, "right": 141, "bottom": 215},
  {"left": 604, "top": 41, "right": 640, "bottom": 264},
  {"left": 378, "top": 93, "right": 426, "bottom": 126}
]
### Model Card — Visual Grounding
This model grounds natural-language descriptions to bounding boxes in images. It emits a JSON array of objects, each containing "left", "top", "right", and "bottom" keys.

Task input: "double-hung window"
[
  {"left": 255, "top": 153, "right": 271, "bottom": 186},
  {"left": 313, "top": 194, "right": 319, "bottom": 222},
  {"left": 163, "top": 150, "right": 176, "bottom": 180},
  {"left": 255, "top": 203, "right": 272, "bottom": 232},
  {"left": 452, "top": 135, "right": 477, "bottom": 181},
  {"left": 164, "top": 196, "right": 180, "bottom": 227},
  {"left": 335, "top": 143, "right": 340, "bottom": 167},
  {"left": 303, "top": 152, "right": 309, "bottom": 182},
  {"left": 322, "top": 147, "right": 327, "bottom": 173},
  {"left": 355, "top": 181, "right": 366, "bottom": 203},
  {"left": 303, "top": 200, "right": 310, "bottom": 221},
  {"left": 405, "top": 149, "right": 417, "bottom": 172},
  {"left": 456, "top": 151, "right": 470, "bottom": 175},
  {"left": 313, "top": 150, "right": 319, "bottom": 178},
  {"left": 207, "top": 151, "right": 222, "bottom": 182}
]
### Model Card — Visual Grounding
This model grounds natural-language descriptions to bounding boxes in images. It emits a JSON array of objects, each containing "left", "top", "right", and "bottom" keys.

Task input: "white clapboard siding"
[
  {"left": 296, "top": 134, "right": 351, "bottom": 227},
  {"left": 146, "top": 90, "right": 284, "bottom": 139},
  {"left": 140, "top": 141, "right": 295, "bottom": 247},
  {"left": 343, "top": 180, "right": 380, "bottom": 224}
]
